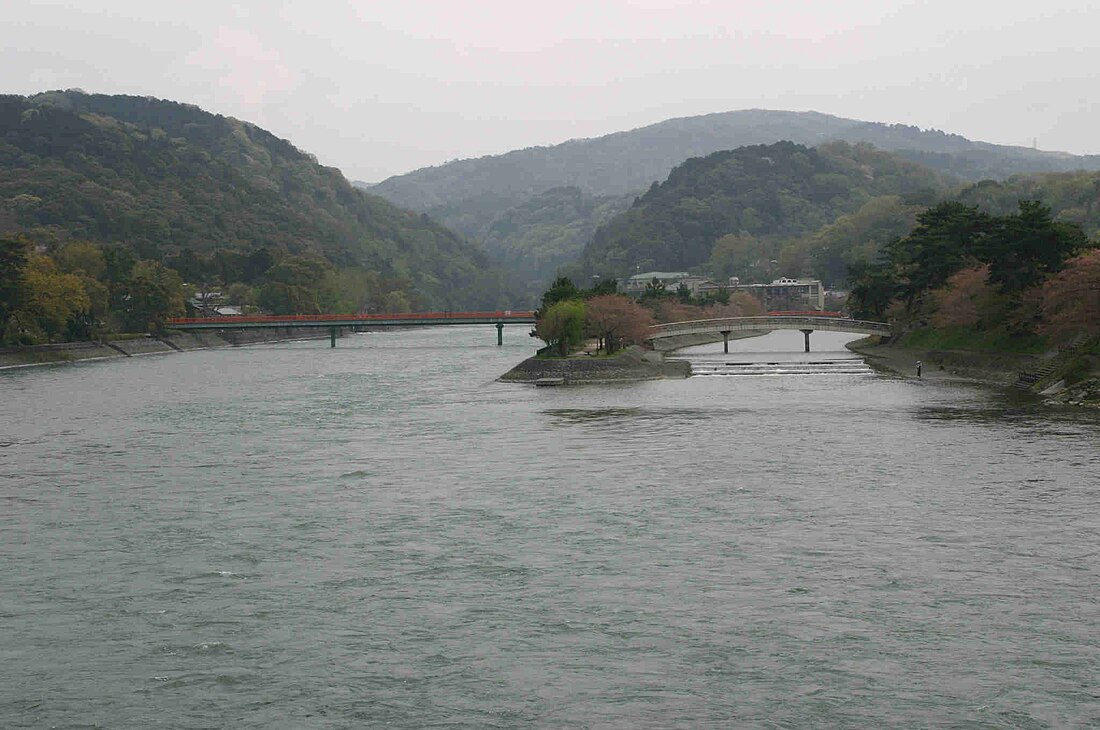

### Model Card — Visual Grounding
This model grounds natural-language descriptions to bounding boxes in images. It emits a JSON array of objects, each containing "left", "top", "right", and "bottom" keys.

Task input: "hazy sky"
[{"left": 4, "top": 1, "right": 1099, "bottom": 181}]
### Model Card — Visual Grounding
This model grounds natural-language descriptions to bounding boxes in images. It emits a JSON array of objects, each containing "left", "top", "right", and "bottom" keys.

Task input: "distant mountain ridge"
[
  {"left": 376, "top": 109, "right": 1100, "bottom": 207},
  {"left": 371, "top": 109, "right": 1100, "bottom": 294},
  {"left": 0, "top": 91, "right": 513, "bottom": 309}
]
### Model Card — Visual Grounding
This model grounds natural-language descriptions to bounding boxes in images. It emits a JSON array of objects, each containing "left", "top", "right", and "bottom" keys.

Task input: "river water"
[{"left": 2, "top": 327, "right": 1099, "bottom": 728}]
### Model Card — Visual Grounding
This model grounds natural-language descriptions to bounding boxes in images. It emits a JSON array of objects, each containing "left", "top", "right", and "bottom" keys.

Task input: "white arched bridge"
[{"left": 648, "top": 312, "right": 892, "bottom": 352}]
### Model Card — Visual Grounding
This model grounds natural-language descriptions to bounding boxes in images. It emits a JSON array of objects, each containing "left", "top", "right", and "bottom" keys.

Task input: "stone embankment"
[
  {"left": 1042, "top": 377, "right": 1100, "bottom": 408},
  {"left": 847, "top": 337, "right": 1100, "bottom": 408},
  {"left": 499, "top": 345, "right": 690, "bottom": 384},
  {"left": 846, "top": 338, "right": 1042, "bottom": 385},
  {"left": 0, "top": 328, "right": 339, "bottom": 370}
]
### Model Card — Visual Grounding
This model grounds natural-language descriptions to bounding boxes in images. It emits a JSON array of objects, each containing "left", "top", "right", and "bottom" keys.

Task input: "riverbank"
[
  {"left": 846, "top": 337, "right": 1042, "bottom": 385},
  {"left": 499, "top": 345, "right": 690, "bottom": 384},
  {"left": 847, "top": 336, "right": 1100, "bottom": 408},
  {"left": 0, "top": 328, "right": 340, "bottom": 370}
]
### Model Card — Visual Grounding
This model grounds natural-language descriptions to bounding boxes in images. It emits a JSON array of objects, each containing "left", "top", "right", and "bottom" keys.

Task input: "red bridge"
[{"left": 167, "top": 310, "right": 536, "bottom": 347}]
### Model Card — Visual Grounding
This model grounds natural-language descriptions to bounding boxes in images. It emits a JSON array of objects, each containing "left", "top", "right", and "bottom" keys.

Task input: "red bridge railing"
[{"left": 168, "top": 310, "right": 535, "bottom": 326}]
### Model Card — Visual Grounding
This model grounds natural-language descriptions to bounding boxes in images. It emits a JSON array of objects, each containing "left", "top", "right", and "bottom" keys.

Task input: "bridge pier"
[
  {"left": 496, "top": 322, "right": 504, "bottom": 346},
  {"left": 330, "top": 327, "right": 337, "bottom": 348},
  {"left": 720, "top": 330, "right": 731, "bottom": 354},
  {"left": 800, "top": 329, "right": 813, "bottom": 353}
]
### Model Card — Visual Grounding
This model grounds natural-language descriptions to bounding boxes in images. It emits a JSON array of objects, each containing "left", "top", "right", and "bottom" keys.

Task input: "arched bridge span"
[{"left": 648, "top": 314, "right": 891, "bottom": 353}]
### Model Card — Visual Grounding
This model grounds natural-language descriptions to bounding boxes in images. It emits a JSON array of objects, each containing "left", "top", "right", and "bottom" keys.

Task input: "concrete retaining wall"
[
  {"left": 105, "top": 337, "right": 176, "bottom": 356},
  {"left": 0, "top": 341, "right": 122, "bottom": 368},
  {"left": 0, "top": 328, "right": 340, "bottom": 370}
]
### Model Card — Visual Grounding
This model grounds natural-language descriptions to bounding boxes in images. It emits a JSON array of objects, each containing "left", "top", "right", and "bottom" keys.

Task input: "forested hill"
[
  {"left": 0, "top": 91, "right": 513, "bottom": 309},
  {"left": 570, "top": 141, "right": 950, "bottom": 283},
  {"left": 371, "top": 109, "right": 1100, "bottom": 294}
]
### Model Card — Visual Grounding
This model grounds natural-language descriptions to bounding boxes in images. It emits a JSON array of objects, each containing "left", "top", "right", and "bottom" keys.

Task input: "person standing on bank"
[{"left": 916, "top": 360, "right": 923, "bottom": 378}]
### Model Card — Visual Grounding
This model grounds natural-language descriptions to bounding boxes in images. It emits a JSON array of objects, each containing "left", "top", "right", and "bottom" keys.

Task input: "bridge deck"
[
  {"left": 649, "top": 315, "right": 891, "bottom": 339},
  {"left": 167, "top": 311, "right": 536, "bottom": 330}
]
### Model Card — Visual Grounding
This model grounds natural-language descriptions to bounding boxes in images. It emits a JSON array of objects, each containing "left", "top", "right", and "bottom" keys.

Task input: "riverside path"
[{"left": 166, "top": 311, "right": 536, "bottom": 347}]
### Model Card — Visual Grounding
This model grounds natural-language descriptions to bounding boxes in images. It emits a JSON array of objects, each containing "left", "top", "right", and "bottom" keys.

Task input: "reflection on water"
[
  {"left": 2, "top": 326, "right": 1099, "bottom": 728},
  {"left": 544, "top": 407, "right": 644, "bottom": 422}
]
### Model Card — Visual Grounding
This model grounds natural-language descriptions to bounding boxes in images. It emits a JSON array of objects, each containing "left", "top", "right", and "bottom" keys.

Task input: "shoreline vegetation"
[{"left": 497, "top": 330, "right": 765, "bottom": 384}]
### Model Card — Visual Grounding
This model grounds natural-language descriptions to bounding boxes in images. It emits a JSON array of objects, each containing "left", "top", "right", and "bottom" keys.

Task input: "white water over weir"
[
  {"left": 649, "top": 314, "right": 892, "bottom": 353},
  {"left": 648, "top": 315, "right": 892, "bottom": 340},
  {"left": 691, "top": 358, "right": 874, "bottom": 376}
]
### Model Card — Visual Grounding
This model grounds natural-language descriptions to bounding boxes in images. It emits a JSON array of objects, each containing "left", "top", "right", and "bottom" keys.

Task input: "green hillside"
[
  {"left": 373, "top": 109, "right": 1100, "bottom": 292},
  {"left": 479, "top": 187, "right": 632, "bottom": 291},
  {"left": 955, "top": 171, "right": 1100, "bottom": 239},
  {"left": 0, "top": 91, "right": 513, "bottom": 310},
  {"left": 570, "top": 141, "right": 948, "bottom": 284}
]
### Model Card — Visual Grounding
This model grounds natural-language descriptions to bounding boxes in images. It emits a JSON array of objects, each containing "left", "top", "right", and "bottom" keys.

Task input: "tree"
[
  {"left": 225, "top": 282, "right": 257, "bottom": 308},
  {"left": 847, "top": 259, "right": 900, "bottom": 320},
  {"left": 55, "top": 240, "right": 107, "bottom": 278},
  {"left": 584, "top": 295, "right": 654, "bottom": 353},
  {"left": 928, "top": 265, "right": 1003, "bottom": 329},
  {"left": 706, "top": 287, "right": 731, "bottom": 305},
  {"left": 124, "top": 260, "right": 185, "bottom": 332},
  {"left": 383, "top": 290, "right": 411, "bottom": 313},
  {"left": 535, "top": 299, "right": 586, "bottom": 356},
  {"left": 806, "top": 195, "right": 922, "bottom": 286},
  {"left": 319, "top": 268, "right": 385, "bottom": 314},
  {"left": 258, "top": 255, "right": 332, "bottom": 315},
  {"left": 730, "top": 291, "right": 766, "bottom": 316},
  {"left": 67, "top": 276, "right": 110, "bottom": 340},
  {"left": 14, "top": 255, "right": 91, "bottom": 342},
  {"left": 704, "top": 292, "right": 766, "bottom": 318},
  {"left": 537, "top": 276, "right": 581, "bottom": 314},
  {"left": 258, "top": 282, "right": 318, "bottom": 316},
  {"left": 1040, "top": 248, "right": 1100, "bottom": 343},
  {"left": 984, "top": 200, "right": 1087, "bottom": 294},
  {"left": 587, "top": 278, "right": 618, "bottom": 297},
  {"left": 641, "top": 277, "right": 669, "bottom": 300},
  {"left": 651, "top": 300, "right": 703, "bottom": 324},
  {"left": 711, "top": 229, "right": 777, "bottom": 282},
  {"left": 0, "top": 236, "right": 31, "bottom": 336},
  {"left": 888, "top": 201, "right": 992, "bottom": 311}
]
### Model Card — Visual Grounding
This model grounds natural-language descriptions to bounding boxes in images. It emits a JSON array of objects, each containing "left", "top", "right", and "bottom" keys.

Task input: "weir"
[{"left": 648, "top": 314, "right": 891, "bottom": 349}]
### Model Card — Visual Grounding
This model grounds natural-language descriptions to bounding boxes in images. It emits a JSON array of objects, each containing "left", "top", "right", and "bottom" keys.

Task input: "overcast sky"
[{"left": 4, "top": 1, "right": 1099, "bottom": 181}]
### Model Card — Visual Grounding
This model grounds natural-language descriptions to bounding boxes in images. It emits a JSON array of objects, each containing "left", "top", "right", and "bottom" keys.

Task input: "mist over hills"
[
  {"left": 0, "top": 91, "right": 514, "bottom": 310},
  {"left": 377, "top": 109, "right": 1100, "bottom": 208},
  {"left": 372, "top": 109, "right": 1100, "bottom": 293}
]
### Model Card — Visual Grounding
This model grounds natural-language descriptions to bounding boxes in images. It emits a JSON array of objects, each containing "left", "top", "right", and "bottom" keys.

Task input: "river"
[{"left": 2, "top": 327, "right": 1099, "bottom": 728}]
